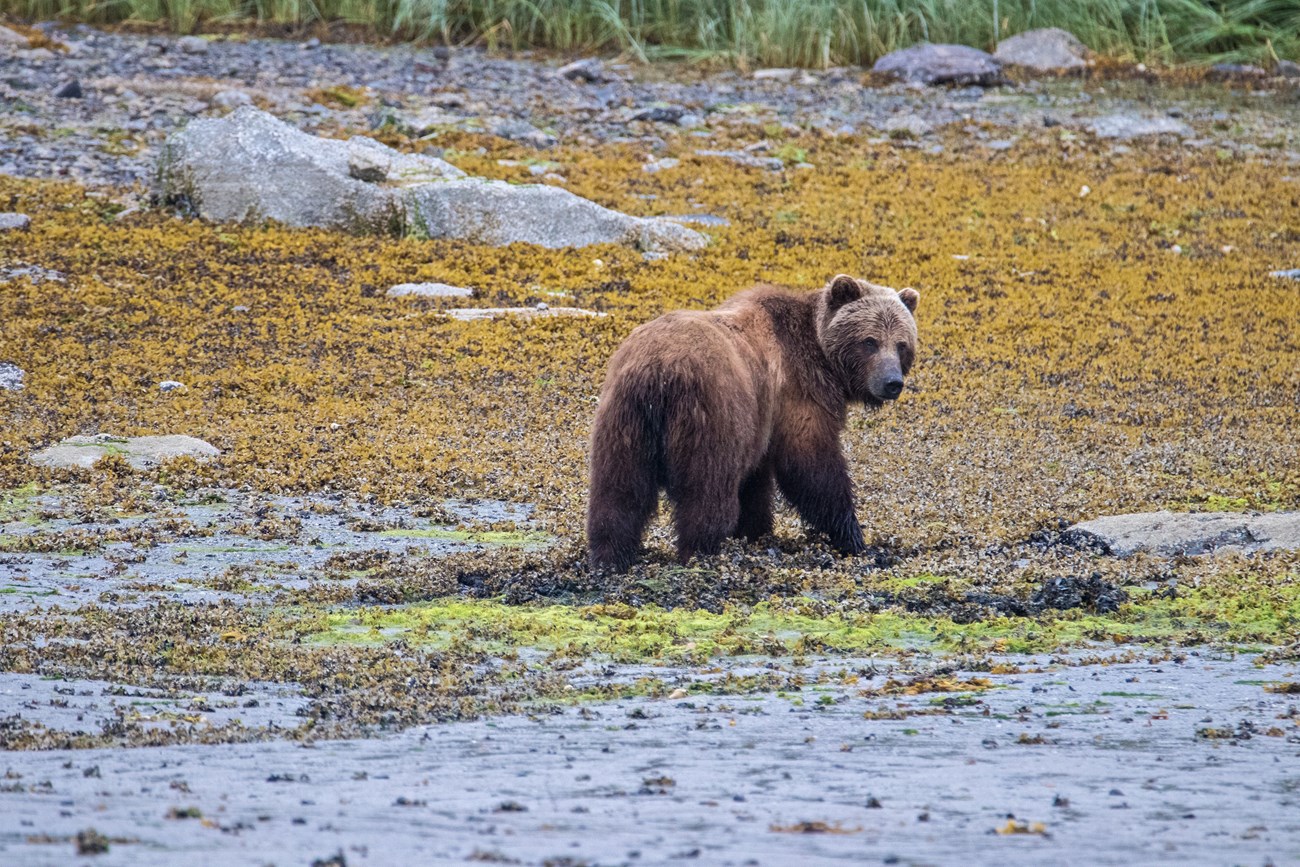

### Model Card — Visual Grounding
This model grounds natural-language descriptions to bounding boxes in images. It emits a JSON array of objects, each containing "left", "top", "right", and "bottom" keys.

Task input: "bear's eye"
[
  {"left": 863, "top": 338, "right": 879, "bottom": 353},
  {"left": 897, "top": 342, "right": 909, "bottom": 355}
]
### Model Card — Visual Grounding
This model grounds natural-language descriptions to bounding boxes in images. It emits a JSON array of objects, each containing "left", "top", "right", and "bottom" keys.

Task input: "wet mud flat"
[
  {"left": 0, "top": 485, "right": 539, "bottom": 613},
  {"left": 1, "top": 651, "right": 1297, "bottom": 866}
]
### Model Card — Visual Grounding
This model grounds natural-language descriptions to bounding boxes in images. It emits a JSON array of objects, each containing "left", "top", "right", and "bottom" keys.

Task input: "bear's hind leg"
[
  {"left": 588, "top": 473, "right": 657, "bottom": 572},
  {"left": 733, "top": 465, "right": 774, "bottom": 541},
  {"left": 671, "top": 483, "right": 740, "bottom": 564},
  {"left": 665, "top": 436, "right": 742, "bottom": 563},
  {"left": 587, "top": 402, "right": 661, "bottom": 572}
]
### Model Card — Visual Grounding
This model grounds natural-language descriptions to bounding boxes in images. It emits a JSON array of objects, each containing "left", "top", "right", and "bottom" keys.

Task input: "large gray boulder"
[
  {"left": 873, "top": 44, "right": 1003, "bottom": 86},
  {"left": 407, "top": 179, "right": 703, "bottom": 250},
  {"left": 157, "top": 107, "right": 464, "bottom": 233},
  {"left": 1067, "top": 510, "right": 1300, "bottom": 557},
  {"left": 994, "top": 28, "right": 1088, "bottom": 72},
  {"left": 30, "top": 434, "right": 220, "bottom": 471},
  {"left": 158, "top": 108, "right": 704, "bottom": 251}
]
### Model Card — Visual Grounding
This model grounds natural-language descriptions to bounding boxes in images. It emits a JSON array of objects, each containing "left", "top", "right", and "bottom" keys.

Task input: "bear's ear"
[
  {"left": 827, "top": 274, "right": 862, "bottom": 310},
  {"left": 897, "top": 287, "right": 919, "bottom": 314}
]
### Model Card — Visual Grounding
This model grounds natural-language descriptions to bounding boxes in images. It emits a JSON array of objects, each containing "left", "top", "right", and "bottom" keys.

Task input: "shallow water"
[
  {"left": 2, "top": 651, "right": 1296, "bottom": 865},
  {"left": 0, "top": 488, "right": 538, "bottom": 613}
]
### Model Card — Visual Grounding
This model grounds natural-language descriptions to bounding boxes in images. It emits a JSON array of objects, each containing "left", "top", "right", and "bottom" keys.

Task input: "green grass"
[{"left": 5, "top": 0, "right": 1299, "bottom": 65}]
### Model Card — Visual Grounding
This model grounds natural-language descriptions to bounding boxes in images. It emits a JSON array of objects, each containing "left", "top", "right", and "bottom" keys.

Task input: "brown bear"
[{"left": 587, "top": 274, "right": 920, "bottom": 571}]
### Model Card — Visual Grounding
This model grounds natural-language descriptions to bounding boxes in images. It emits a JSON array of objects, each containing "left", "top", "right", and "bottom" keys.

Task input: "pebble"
[
  {"left": 557, "top": 58, "right": 606, "bottom": 83},
  {"left": 0, "top": 362, "right": 25, "bottom": 391},
  {"left": 444, "top": 306, "right": 605, "bottom": 321},
  {"left": 211, "top": 90, "right": 252, "bottom": 110},
  {"left": 0, "top": 24, "right": 29, "bottom": 46},
  {"left": 0, "top": 264, "right": 65, "bottom": 283},
  {"left": 694, "top": 149, "right": 784, "bottom": 171},
  {"left": 158, "top": 380, "right": 186, "bottom": 391},
  {"left": 1269, "top": 269, "right": 1300, "bottom": 280},
  {"left": 385, "top": 282, "right": 474, "bottom": 298},
  {"left": 630, "top": 104, "right": 687, "bottom": 124},
  {"left": 53, "top": 80, "right": 83, "bottom": 99},
  {"left": 177, "top": 35, "right": 209, "bottom": 55},
  {"left": 642, "top": 157, "right": 679, "bottom": 173},
  {"left": 0, "top": 212, "right": 31, "bottom": 231}
]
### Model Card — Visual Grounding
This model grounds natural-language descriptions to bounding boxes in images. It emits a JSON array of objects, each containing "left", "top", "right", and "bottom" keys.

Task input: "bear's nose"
[{"left": 882, "top": 378, "right": 904, "bottom": 399}]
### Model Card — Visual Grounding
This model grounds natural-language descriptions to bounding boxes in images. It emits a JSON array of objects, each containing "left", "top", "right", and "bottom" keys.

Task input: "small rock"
[
  {"left": 302, "top": 37, "right": 321, "bottom": 50},
  {"left": 53, "top": 80, "right": 83, "bottom": 99},
  {"left": 0, "top": 24, "right": 30, "bottom": 47},
  {"left": 30, "top": 434, "right": 221, "bottom": 471},
  {"left": 1086, "top": 114, "right": 1191, "bottom": 140},
  {"left": 1208, "top": 63, "right": 1267, "bottom": 81},
  {"left": 1276, "top": 60, "right": 1300, "bottom": 78},
  {"left": 882, "top": 114, "right": 932, "bottom": 139},
  {"left": 16, "top": 47, "right": 55, "bottom": 62},
  {"left": 873, "top": 44, "right": 1003, "bottom": 86},
  {"left": 488, "top": 118, "right": 556, "bottom": 148},
  {"left": 630, "top": 104, "right": 687, "bottom": 124},
  {"left": 0, "top": 362, "right": 24, "bottom": 391},
  {"left": 642, "top": 157, "right": 680, "bottom": 173},
  {"left": 75, "top": 827, "right": 110, "bottom": 856},
  {"left": 385, "top": 282, "right": 474, "bottom": 298},
  {"left": 676, "top": 113, "right": 703, "bottom": 128},
  {"left": 0, "top": 212, "right": 31, "bottom": 231},
  {"left": 177, "top": 35, "right": 209, "bottom": 55},
  {"left": 752, "top": 68, "right": 798, "bottom": 82},
  {"left": 1269, "top": 268, "right": 1300, "bottom": 280},
  {"left": 377, "top": 106, "right": 462, "bottom": 136},
  {"left": 694, "top": 149, "right": 784, "bottom": 171},
  {"left": 429, "top": 92, "right": 465, "bottom": 109},
  {"left": 158, "top": 380, "right": 186, "bottom": 392},
  {"left": 211, "top": 89, "right": 252, "bottom": 110},
  {"left": 0, "top": 264, "right": 65, "bottom": 284},
  {"left": 557, "top": 58, "right": 606, "bottom": 83},
  {"left": 444, "top": 306, "right": 605, "bottom": 322},
  {"left": 994, "top": 28, "right": 1088, "bottom": 73}
]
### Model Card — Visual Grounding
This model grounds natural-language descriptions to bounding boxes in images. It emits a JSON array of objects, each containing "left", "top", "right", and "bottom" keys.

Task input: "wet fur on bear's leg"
[
  {"left": 773, "top": 419, "right": 866, "bottom": 555},
  {"left": 586, "top": 384, "right": 661, "bottom": 572},
  {"left": 733, "top": 465, "right": 775, "bottom": 541}
]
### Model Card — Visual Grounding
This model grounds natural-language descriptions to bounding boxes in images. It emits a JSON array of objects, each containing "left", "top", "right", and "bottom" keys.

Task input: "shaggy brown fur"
[{"left": 587, "top": 274, "right": 920, "bottom": 571}]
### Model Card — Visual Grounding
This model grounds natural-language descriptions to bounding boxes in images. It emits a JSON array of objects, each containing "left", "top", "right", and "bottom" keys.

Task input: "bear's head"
[{"left": 816, "top": 274, "right": 920, "bottom": 406}]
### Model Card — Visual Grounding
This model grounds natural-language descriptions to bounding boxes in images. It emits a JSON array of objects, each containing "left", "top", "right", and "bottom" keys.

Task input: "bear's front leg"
[{"left": 773, "top": 427, "right": 866, "bottom": 556}]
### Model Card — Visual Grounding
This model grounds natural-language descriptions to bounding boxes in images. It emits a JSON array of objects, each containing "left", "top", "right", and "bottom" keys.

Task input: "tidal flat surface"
[{"left": 2, "top": 652, "right": 1297, "bottom": 866}]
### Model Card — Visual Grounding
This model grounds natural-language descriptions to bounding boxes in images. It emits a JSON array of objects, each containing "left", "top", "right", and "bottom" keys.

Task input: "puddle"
[
  {"left": 0, "top": 487, "right": 542, "bottom": 613},
  {"left": 0, "top": 673, "right": 309, "bottom": 739}
]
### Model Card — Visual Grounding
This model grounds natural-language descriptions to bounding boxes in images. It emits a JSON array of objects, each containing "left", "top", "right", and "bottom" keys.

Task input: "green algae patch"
[
  {"left": 376, "top": 527, "right": 553, "bottom": 549},
  {"left": 308, "top": 576, "right": 1300, "bottom": 662},
  {"left": 0, "top": 482, "right": 43, "bottom": 524},
  {"left": 313, "top": 599, "right": 939, "bottom": 661}
]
